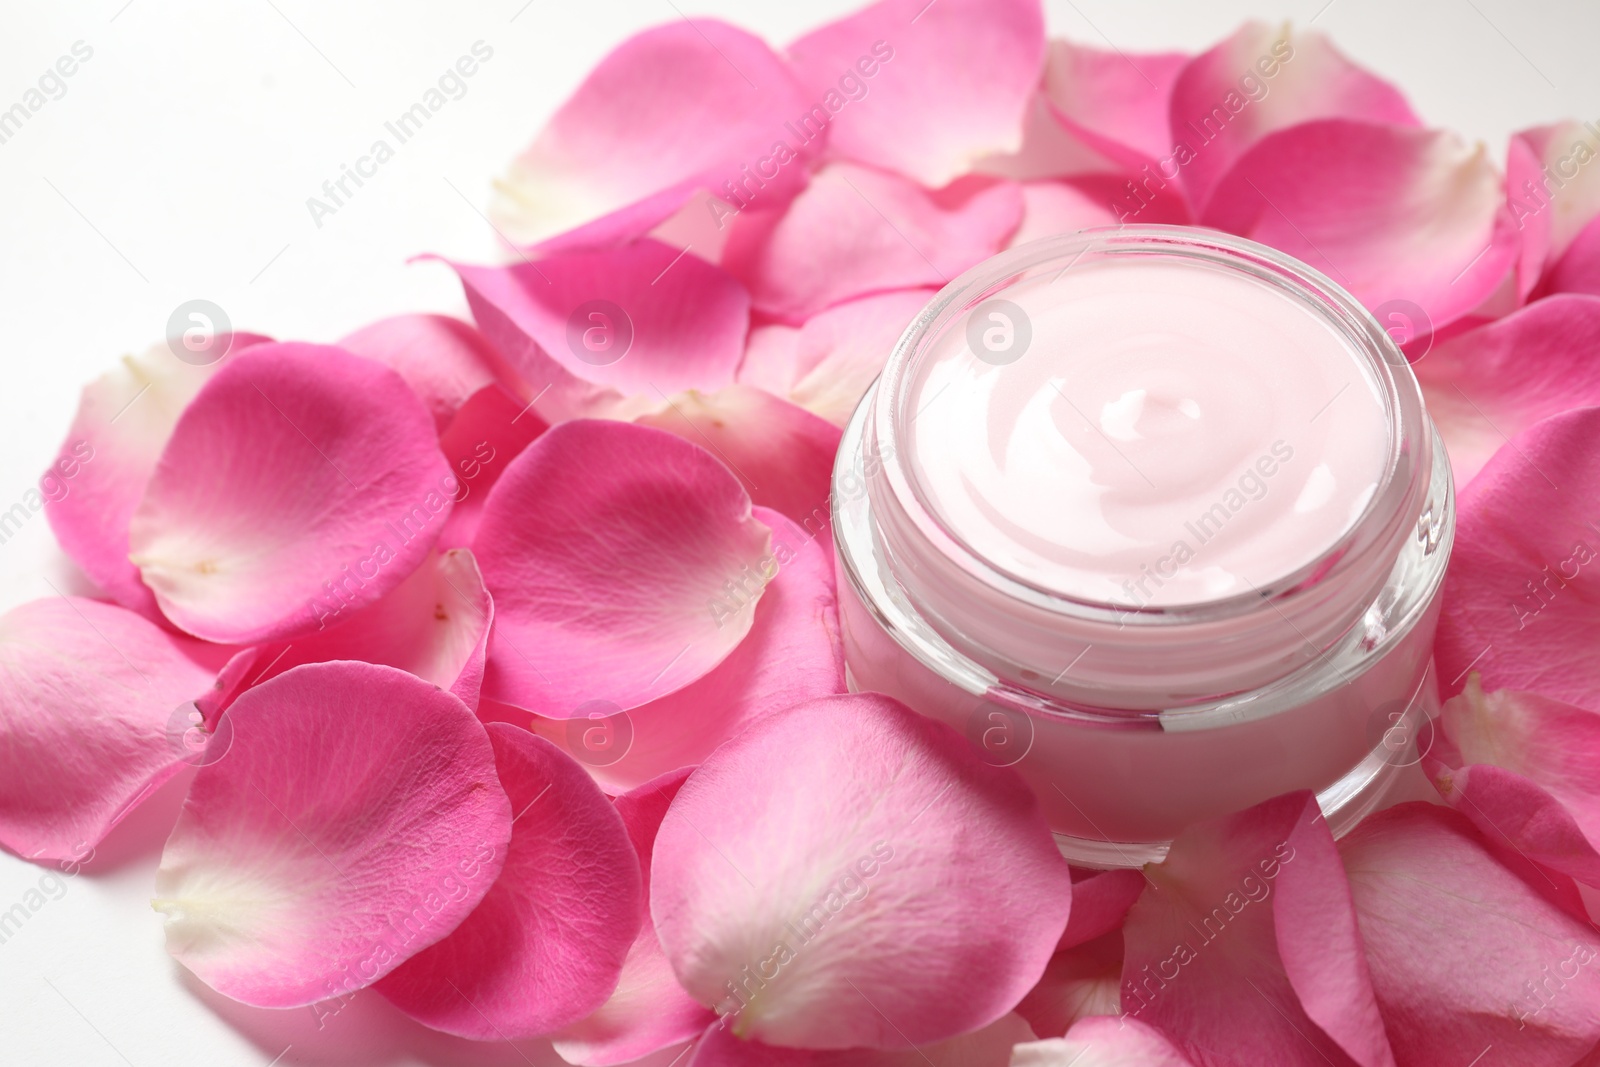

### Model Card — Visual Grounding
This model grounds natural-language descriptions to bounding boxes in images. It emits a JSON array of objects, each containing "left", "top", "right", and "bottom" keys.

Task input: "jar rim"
[{"left": 868, "top": 225, "right": 1428, "bottom": 631}]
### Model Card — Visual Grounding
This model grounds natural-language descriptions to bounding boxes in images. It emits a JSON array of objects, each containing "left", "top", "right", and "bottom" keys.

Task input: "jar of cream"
[{"left": 832, "top": 226, "right": 1454, "bottom": 867}]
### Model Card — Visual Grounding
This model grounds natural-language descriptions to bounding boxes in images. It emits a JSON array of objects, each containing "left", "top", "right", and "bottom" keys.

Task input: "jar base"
[{"left": 1051, "top": 700, "right": 1435, "bottom": 869}]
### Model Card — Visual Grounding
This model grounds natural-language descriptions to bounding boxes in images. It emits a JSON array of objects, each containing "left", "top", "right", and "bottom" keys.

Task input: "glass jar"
[{"left": 831, "top": 226, "right": 1454, "bottom": 867}]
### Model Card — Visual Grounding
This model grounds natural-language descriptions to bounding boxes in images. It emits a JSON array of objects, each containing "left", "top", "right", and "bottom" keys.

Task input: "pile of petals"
[{"left": 10, "top": 1, "right": 1600, "bottom": 1064}]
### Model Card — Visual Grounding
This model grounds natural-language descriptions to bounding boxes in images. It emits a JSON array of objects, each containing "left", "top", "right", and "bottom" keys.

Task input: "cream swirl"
[{"left": 906, "top": 256, "right": 1388, "bottom": 607}]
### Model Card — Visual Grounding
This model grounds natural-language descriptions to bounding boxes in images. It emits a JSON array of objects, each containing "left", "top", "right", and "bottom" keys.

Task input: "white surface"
[{"left": 1, "top": 1, "right": 1596, "bottom": 1064}]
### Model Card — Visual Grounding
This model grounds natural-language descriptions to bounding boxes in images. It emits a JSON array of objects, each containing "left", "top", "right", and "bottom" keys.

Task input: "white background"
[{"left": 1, "top": 1, "right": 1597, "bottom": 1064}]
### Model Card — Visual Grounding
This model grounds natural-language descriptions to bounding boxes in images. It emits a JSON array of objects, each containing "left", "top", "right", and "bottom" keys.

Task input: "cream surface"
[{"left": 906, "top": 256, "right": 1389, "bottom": 607}]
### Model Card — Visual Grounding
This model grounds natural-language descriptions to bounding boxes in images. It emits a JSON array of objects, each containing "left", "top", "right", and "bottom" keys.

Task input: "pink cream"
[{"left": 906, "top": 257, "right": 1390, "bottom": 609}]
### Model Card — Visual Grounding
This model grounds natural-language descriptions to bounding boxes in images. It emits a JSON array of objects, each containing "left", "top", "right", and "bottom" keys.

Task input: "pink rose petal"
[
  {"left": 1082, "top": 171, "right": 1192, "bottom": 227},
  {"left": 529, "top": 506, "right": 842, "bottom": 794},
  {"left": 1506, "top": 139, "right": 1551, "bottom": 302},
  {"left": 1204, "top": 119, "right": 1517, "bottom": 331},
  {"left": 338, "top": 314, "right": 516, "bottom": 434},
  {"left": 1340, "top": 803, "right": 1600, "bottom": 1067},
  {"left": 619, "top": 769, "right": 688, "bottom": 882},
  {"left": 651, "top": 691, "right": 1071, "bottom": 1049},
  {"left": 812, "top": 1013, "right": 1035, "bottom": 1067},
  {"left": 648, "top": 190, "right": 744, "bottom": 269},
  {"left": 45, "top": 335, "right": 270, "bottom": 616},
  {"left": 737, "top": 288, "right": 934, "bottom": 427},
  {"left": 448, "top": 241, "right": 750, "bottom": 422},
  {"left": 785, "top": 0, "right": 1044, "bottom": 188},
  {"left": 1121, "top": 791, "right": 1393, "bottom": 1067},
  {"left": 1438, "top": 762, "right": 1600, "bottom": 895},
  {"left": 1008, "top": 181, "right": 1122, "bottom": 248},
  {"left": 1508, "top": 122, "right": 1600, "bottom": 297},
  {"left": 153, "top": 662, "right": 512, "bottom": 1008},
  {"left": 1012, "top": 1016, "right": 1196, "bottom": 1067},
  {"left": 1043, "top": 41, "right": 1190, "bottom": 171},
  {"left": 1170, "top": 23, "right": 1418, "bottom": 212},
  {"left": 204, "top": 548, "right": 493, "bottom": 717},
  {"left": 1507, "top": 131, "right": 1553, "bottom": 301},
  {"left": 1545, "top": 214, "right": 1600, "bottom": 299},
  {"left": 1428, "top": 678, "right": 1600, "bottom": 887},
  {"left": 687, "top": 1012, "right": 1035, "bottom": 1067},
  {"left": 725, "top": 164, "right": 1021, "bottom": 322},
  {"left": 975, "top": 91, "right": 1125, "bottom": 184},
  {"left": 0, "top": 597, "right": 215, "bottom": 863},
  {"left": 376, "top": 724, "right": 642, "bottom": 1039},
  {"left": 492, "top": 20, "right": 818, "bottom": 247},
  {"left": 638, "top": 386, "right": 842, "bottom": 525},
  {"left": 436, "top": 382, "right": 549, "bottom": 548},
  {"left": 974, "top": 46, "right": 1199, "bottom": 221},
  {"left": 1480, "top": 827, "right": 1594, "bottom": 924},
  {"left": 1058, "top": 868, "right": 1145, "bottom": 952},
  {"left": 1436, "top": 407, "right": 1600, "bottom": 708},
  {"left": 128, "top": 343, "right": 453, "bottom": 644},
  {"left": 473, "top": 420, "right": 774, "bottom": 715},
  {"left": 553, "top": 768, "right": 717, "bottom": 1065},
  {"left": 689, "top": 1025, "right": 812, "bottom": 1067},
  {"left": 1015, "top": 933, "right": 1124, "bottom": 1040},
  {"left": 1413, "top": 294, "right": 1600, "bottom": 488}
]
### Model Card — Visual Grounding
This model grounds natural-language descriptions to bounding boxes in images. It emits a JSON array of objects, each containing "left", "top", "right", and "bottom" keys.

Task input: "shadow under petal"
[
  {"left": 77, "top": 764, "right": 196, "bottom": 876},
  {"left": 175, "top": 966, "right": 567, "bottom": 1067}
]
